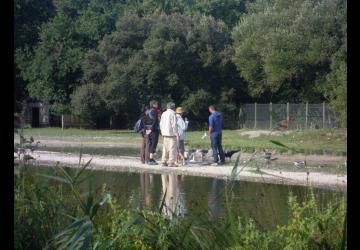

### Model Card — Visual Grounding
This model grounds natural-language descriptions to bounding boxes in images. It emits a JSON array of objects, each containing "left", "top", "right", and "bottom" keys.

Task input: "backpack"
[{"left": 134, "top": 116, "right": 145, "bottom": 133}]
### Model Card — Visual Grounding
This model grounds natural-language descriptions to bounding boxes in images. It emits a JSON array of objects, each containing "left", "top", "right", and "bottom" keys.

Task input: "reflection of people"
[
  {"left": 175, "top": 107, "right": 189, "bottom": 165},
  {"left": 160, "top": 102, "right": 179, "bottom": 167},
  {"left": 208, "top": 178, "right": 223, "bottom": 218},
  {"left": 140, "top": 173, "right": 154, "bottom": 208},
  {"left": 160, "top": 173, "right": 187, "bottom": 218},
  {"left": 208, "top": 105, "right": 225, "bottom": 165}
]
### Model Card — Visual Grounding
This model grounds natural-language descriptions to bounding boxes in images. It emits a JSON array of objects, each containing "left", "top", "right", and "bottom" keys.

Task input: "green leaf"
[
  {"left": 36, "top": 174, "right": 68, "bottom": 183},
  {"left": 109, "top": 215, "right": 139, "bottom": 246},
  {"left": 230, "top": 154, "right": 240, "bottom": 182},
  {"left": 269, "top": 140, "right": 290, "bottom": 149}
]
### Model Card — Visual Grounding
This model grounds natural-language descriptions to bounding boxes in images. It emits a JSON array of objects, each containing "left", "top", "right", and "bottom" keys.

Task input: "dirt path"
[
  {"left": 21, "top": 151, "right": 346, "bottom": 191},
  {"left": 15, "top": 137, "right": 346, "bottom": 167}
]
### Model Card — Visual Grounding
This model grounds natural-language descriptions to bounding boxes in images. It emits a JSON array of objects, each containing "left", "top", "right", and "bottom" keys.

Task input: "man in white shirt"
[{"left": 160, "top": 102, "right": 179, "bottom": 167}]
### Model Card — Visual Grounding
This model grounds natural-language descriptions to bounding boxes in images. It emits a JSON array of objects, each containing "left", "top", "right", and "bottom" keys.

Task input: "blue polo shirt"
[{"left": 209, "top": 111, "right": 224, "bottom": 133}]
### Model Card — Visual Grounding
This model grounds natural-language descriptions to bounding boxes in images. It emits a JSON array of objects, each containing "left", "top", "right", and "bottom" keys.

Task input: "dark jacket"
[
  {"left": 143, "top": 109, "right": 159, "bottom": 134},
  {"left": 209, "top": 111, "right": 224, "bottom": 133}
]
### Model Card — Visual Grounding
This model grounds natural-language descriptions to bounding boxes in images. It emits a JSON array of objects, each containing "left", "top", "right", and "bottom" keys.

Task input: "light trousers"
[{"left": 161, "top": 136, "right": 177, "bottom": 165}]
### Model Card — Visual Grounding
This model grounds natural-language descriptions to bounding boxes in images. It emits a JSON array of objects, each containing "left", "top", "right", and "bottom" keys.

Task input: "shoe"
[
  {"left": 149, "top": 159, "right": 158, "bottom": 164},
  {"left": 161, "top": 162, "right": 168, "bottom": 167},
  {"left": 218, "top": 161, "right": 225, "bottom": 165},
  {"left": 210, "top": 162, "right": 218, "bottom": 166},
  {"left": 147, "top": 160, "right": 158, "bottom": 165}
]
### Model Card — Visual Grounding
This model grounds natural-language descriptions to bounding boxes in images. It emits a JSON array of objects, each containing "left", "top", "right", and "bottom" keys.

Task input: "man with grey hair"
[{"left": 160, "top": 102, "right": 179, "bottom": 167}]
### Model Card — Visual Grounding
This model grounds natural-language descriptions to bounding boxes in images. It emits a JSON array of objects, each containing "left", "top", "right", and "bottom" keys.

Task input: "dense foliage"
[{"left": 15, "top": 0, "right": 347, "bottom": 127}]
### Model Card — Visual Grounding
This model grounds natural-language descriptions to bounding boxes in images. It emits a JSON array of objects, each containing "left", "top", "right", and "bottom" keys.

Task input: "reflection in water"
[
  {"left": 208, "top": 178, "right": 224, "bottom": 218},
  {"left": 26, "top": 166, "right": 343, "bottom": 230},
  {"left": 161, "top": 173, "right": 187, "bottom": 218},
  {"left": 140, "top": 173, "right": 154, "bottom": 208}
]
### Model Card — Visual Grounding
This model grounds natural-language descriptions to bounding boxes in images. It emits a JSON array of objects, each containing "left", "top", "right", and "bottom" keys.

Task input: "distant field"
[{"left": 16, "top": 128, "right": 347, "bottom": 155}]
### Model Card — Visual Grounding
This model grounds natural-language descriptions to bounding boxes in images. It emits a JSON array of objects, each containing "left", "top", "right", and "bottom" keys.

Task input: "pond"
[{"left": 25, "top": 165, "right": 344, "bottom": 231}]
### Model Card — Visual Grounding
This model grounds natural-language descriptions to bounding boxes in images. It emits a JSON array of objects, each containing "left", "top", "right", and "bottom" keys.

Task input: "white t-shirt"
[{"left": 176, "top": 114, "right": 189, "bottom": 140}]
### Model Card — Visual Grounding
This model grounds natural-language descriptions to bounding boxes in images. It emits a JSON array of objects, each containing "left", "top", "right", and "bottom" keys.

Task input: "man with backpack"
[
  {"left": 135, "top": 105, "right": 159, "bottom": 165},
  {"left": 148, "top": 100, "right": 161, "bottom": 163}
]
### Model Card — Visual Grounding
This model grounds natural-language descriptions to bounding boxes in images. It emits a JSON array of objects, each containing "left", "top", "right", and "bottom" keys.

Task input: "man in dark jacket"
[
  {"left": 208, "top": 105, "right": 225, "bottom": 165},
  {"left": 148, "top": 100, "right": 161, "bottom": 163},
  {"left": 140, "top": 108, "right": 159, "bottom": 165}
]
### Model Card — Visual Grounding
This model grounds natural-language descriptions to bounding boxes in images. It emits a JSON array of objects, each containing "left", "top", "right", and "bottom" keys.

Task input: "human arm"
[
  {"left": 171, "top": 113, "right": 179, "bottom": 137},
  {"left": 184, "top": 118, "right": 189, "bottom": 130},
  {"left": 208, "top": 115, "right": 213, "bottom": 134}
]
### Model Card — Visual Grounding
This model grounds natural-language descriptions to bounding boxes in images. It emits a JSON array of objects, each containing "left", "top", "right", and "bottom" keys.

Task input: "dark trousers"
[
  {"left": 149, "top": 132, "right": 159, "bottom": 154},
  {"left": 141, "top": 134, "right": 151, "bottom": 164},
  {"left": 210, "top": 132, "right": 225, "bottom": 163}
]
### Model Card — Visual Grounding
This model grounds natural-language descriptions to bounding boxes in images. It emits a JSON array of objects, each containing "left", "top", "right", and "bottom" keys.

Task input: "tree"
[
  {"left": 80, "top": 13, "right": 247, "bottom": 128},
  {"left": 232, "top": 0, "right": 346, "bottom": 105},
  {"left": 16, "top": 0, "right": 124, "bottom": 115},
  {"left": 71, "top": 83, "right": 109, "bottom": 126},
  {"left": 14, "top": 0, "right": 56, "bottom": 112}
]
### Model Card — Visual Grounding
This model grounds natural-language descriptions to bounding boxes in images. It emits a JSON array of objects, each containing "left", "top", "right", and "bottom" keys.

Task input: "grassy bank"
[{"left": 19, "top": 128, "right": 347, "bottom": 155}]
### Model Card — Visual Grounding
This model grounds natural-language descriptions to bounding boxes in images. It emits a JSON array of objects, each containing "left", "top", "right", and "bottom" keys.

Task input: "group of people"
[{"left": 139, "top": 100, "right": 225, "bottom": 167}]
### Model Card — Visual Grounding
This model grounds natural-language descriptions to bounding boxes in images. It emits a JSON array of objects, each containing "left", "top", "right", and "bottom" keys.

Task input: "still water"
[{"left": 28, "top": 165, "right": 344, "bottom": 230}]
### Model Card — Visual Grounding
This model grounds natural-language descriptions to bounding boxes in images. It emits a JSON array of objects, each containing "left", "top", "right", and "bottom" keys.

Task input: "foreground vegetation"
[
  {"left": 14, "top": 133, "right": 347, "bottom": 249},
  {"left": 20, "top": 127, "right": 347, "bottom": 155}
]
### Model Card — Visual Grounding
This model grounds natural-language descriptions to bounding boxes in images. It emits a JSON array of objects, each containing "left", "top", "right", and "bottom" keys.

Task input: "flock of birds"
[
  {"left": 184, "top": 149, "right": 240, "bottom": 163},
  {"left": 183, "top": 126, "right": 347, "bottom": 169},
  {"left": 183, "top": 147, "right": 313, "bottom": 168}
]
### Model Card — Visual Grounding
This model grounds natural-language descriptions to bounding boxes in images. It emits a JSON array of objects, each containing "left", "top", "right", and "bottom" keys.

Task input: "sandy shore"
[
  {"left": 18, "top": 138, "right": 346, "bottom": 167},
  {"left": 21, "top": 150, "right": 346, "bottom": 191}
]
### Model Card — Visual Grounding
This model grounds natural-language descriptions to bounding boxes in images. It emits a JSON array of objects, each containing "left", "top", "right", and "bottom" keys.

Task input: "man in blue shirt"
[{"left": 208, "top": 105, "right": 225, "bottom": 165}]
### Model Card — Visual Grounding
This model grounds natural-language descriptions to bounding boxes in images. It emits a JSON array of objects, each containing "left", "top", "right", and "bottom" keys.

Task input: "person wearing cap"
[
  {"left": 175, "top": 107, "right": 189, "bottom": 165},
  {"left": 140, "top": 108, "right": 159, "bottom": 165},
  {"left": 160, "top": 102, "right": 179, "bottom": 167}
]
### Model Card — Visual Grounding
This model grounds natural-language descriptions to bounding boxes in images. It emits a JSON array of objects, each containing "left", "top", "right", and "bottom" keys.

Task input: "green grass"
[{"left": 18, "top": 127, "right": 347, "bottom": 155}]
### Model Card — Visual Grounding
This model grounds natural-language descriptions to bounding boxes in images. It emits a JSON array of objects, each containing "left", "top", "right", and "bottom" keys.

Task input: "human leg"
[
  {"left": 217, "top": 133, "right": 225, "bottom": 163},
  {"left": 144, "top": 134, "right": 151, "bottom": 163},
  {"left": 168, "top": 137, "right": 178, "bottom": 166},
  {"left": 210, "top": 132, "right": 219, "bottom": 163},
  {"left": 161, "top": 137, "right": 169, "bottom": 165},
  {"left": 140, "top": 135, "right": 146, "bottom": 164}
]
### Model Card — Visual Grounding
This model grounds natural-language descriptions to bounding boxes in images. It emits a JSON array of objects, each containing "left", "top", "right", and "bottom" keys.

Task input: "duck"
[
  {"left": 224, "top": 149, "right": 240, "bottom": 159},
  {"left": 293, "top": 160, "right": 306, "bottom": 167},
  {"left": 263, "top": 149, "right": 277, "bottom": 161}
]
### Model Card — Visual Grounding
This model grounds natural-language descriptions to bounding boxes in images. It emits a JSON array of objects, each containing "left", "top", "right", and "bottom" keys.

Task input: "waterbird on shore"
[
  {"left": 224, "top": 150, "right": 240, "bottom": 159},
  {"left": 293, "top": 160, "right": 306, "bottom": 167},
  {"left": 201, "top": 132, "right": 207, "bottom": 140},
  {"left": 263, "top": 149, "right": 278, "bottom": 162},
  {"left": 186, "top": 149, "right": 208, "bottom": 162}
]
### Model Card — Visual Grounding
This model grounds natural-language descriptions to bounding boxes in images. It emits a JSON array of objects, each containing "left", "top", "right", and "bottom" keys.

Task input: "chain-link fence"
[{"left": 237, "top": 103, "right": 339, "bottom": 130}]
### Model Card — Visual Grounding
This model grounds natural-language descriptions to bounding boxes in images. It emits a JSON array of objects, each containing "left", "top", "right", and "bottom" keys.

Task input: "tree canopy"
[{"left": 15, "top": 0, "right": 347, "bottom": 128}]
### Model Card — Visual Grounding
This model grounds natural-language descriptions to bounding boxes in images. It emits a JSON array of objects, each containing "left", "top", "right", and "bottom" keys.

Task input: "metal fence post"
[
  {"left": 254, "top": 102, "right": 257, "bottom": 129},
  {"left": 269, "top": 102, "right": 272, "bottom": 130},
  {"left": 305, "top": 102, "right": 308, "bottom": 130},
  {"left": 286, "top": 102, "right": 289, "bottom": 127},
  {"left": 323, "top": 102, "right": 325, "bottom": 129},
  {"left": 61, "top": 114, "right": 64, "bottom": 130}
]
